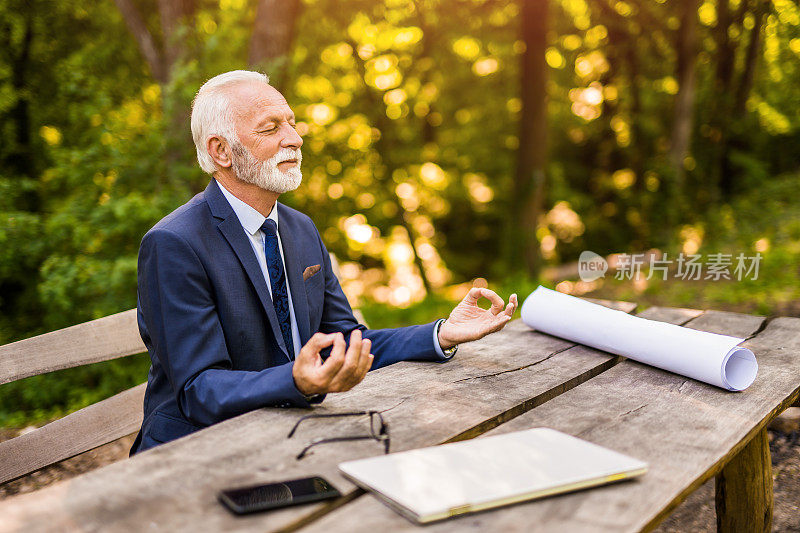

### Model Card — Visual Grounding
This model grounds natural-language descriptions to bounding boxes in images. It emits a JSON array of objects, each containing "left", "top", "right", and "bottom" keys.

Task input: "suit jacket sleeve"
[
  {"left": 137, "top": 228, "right": 311, "bottom": 427},
  {"left": 313, "top": 232, "right": 451, "bottom": 370}
]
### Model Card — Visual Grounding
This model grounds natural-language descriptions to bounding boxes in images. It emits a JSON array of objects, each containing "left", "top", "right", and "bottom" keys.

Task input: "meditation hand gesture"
[
  {"left": 438, "top": 288, "right": 518, "bottom": 349},
  {"left": 293, "top": 330, "right": 373, "bottom": 395}
]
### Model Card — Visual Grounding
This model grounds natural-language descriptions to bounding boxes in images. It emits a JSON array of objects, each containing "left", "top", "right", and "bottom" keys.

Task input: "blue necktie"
[{"left": 261, "top": 219, "right": 294, "bottom": 358}]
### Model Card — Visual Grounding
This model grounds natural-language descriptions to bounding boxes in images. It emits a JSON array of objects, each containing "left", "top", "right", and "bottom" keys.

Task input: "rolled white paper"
[{"left": 520, "top": 286, "right": 758, "bottom": 391}]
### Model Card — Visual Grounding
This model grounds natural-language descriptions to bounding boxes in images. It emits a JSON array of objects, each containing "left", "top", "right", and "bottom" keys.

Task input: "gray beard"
[{"left": 230, "top": 142, "right": 303, "bottom": 194}]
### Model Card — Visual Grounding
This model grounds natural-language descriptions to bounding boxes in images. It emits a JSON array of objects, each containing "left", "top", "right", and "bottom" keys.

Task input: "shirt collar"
[{"left": 215, "top": 178, "right": 278, "bottom": 236}]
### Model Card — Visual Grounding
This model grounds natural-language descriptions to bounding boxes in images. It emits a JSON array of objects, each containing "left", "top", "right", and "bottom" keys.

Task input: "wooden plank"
[
  {"left": 715, "top": 426, "right": 772, "bottom": 533},
  {"left": 0, "top": 301, "right": 665, "bottom": 533},
  {"left": 0, "top": 309, "right": 146, "bottom": 385},
  {"left": 301, "top": 311, "right": 794, "bottom": 533},
  {"left": 583, "top": 297, "right": 637, "bottom": 314},
  {"left": 634, "top": 305, "right": 703, "bottom": 325},
  {"left": 0, "top": 383, "right": 146, "bottom": 485}
]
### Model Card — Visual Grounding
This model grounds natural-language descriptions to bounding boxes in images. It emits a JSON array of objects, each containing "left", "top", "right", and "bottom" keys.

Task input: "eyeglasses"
[{"left": 287, "top": 411, "right": 390, "bottom": 460}]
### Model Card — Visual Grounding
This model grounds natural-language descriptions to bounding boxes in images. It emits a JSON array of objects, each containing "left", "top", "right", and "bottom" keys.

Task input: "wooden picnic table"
[{"left": 1, "top": 302, "right": 798, "bottom": 533}]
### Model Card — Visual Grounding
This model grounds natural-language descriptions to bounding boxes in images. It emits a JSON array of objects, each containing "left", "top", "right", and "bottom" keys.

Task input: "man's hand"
[
  {"left": 292, "top": 330, "right": 373, "bottom": 396},
  {"left": 438, "top": 288, "right": 518, "bottom": 349}
]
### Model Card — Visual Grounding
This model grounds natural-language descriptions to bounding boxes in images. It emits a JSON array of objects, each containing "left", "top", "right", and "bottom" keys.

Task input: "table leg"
[{"left": 714, "top": 427, "right": 773, "bottom": 533}]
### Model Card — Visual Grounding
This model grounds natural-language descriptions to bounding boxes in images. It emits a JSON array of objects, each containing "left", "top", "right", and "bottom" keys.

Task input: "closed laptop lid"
[{"left": 339, "top": 427, "right": 648, "bottom": 523}]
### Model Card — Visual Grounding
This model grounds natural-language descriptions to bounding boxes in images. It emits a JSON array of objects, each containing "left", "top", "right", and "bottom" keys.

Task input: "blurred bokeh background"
[{"left": 1, "top": 0, "right": 799, "bottom": 425}]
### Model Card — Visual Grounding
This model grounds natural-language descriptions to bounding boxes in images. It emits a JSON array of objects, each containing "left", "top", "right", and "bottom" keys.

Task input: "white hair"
[{"left": 190, "top": 70, "right": 270, "bottom": 174}]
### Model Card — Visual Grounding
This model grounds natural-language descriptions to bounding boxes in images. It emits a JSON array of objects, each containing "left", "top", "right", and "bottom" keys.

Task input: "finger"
[
  {"left": 303, "top": 332, "right": 337, "bottom": 356},
  {"left": 330, "top": 332, "right": 346, "bottom": 360},
  {"left": 490, "top": 311, "right": 513, "bottom": 332},
  {"left": 329, "top": 329, "right": 362, "bottom": 390},
  {"left": 317, "top": 333, "right": 346, "bottom": 382},
  {"left": 479, "top": 288, "right": 505, "bottom": 315},
  {"left": 505, "top": 293, "right": 519, "bottom": 318},
  {"left": 351, "top": 334, "right": 372, "bottom": 389},
  {"left": 342, "top": 329, "right": 364, "bottom": 385},
  {"left": 503, "top": 294, "right": 517, "bottom": 317},
  {"left": 509, "top": 293, "right": 518, "bottom": 311},
  {"left": 482, "top": 319, "right": 509, "bottom": 337},
  {"left": 354, "top": 338, "right": 373, "bottom": 383},
  {"left": 463, "top": 287, "right": 483, "bottom": 305},
  {"left": 338, "top": 340, "right": 372, "bottom": 392},
  {"left": 297, "top": 332, "right": 334, "bottom": 366}
]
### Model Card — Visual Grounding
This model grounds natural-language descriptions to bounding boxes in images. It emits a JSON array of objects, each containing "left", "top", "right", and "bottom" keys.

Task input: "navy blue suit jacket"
[{"left": 130, "top": 179, "right": 447, "bottom": 454}]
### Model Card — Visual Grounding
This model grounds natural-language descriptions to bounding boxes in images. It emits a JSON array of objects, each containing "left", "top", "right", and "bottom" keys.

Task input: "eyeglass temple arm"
[
  {"left": 287, "top": 411, "right": 373, "bottom": 438},
  {"left": 296, "top": 434, "right": 390, "bottom": 459}
]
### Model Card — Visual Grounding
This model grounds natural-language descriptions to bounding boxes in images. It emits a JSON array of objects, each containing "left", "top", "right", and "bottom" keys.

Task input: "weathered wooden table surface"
[{"left": 2, "top": 303, "right": 798, "bottom": 533}]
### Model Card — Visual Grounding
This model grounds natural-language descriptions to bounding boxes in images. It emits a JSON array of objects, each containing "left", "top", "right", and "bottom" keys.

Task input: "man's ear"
[{"left": 207, "top": 135, "right": 232, "bottom": 169}]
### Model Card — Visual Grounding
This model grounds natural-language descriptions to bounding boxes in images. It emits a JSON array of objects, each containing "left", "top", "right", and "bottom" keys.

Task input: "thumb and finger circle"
[
  {"left": 465, "top": 287, "right": 506, "bottom": 315},
  {"left": 297, "top": 332, "right": 334, "bottom": 370},
  {"left": 303, "top": 332, "right": 336, "bottom": 355}
]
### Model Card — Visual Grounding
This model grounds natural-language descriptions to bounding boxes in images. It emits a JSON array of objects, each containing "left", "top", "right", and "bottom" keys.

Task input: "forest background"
[{"left": 1, "top": 0, "right": 799, "bottom": 426}]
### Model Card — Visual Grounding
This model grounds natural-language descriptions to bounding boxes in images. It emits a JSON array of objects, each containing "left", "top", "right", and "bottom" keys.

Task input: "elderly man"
[{"left": 130, "top": 70, "right": 517, "bottom": 454}]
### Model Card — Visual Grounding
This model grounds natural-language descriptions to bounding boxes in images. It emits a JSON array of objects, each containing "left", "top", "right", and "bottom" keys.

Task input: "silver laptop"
[{"left": 339, "top": 427, "right": 648, "bottom": 524}]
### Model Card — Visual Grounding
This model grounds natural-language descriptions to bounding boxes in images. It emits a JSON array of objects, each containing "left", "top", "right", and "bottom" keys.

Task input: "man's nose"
[{"left": 280, "top": 125, "right": 303, "bottom": 149}]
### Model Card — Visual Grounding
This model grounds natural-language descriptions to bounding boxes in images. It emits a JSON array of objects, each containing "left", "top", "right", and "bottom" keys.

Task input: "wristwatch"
[
  {"left": 303, "top": 393, "right": 324, "bottom": 403},
  {"left": 436, "top": 319, "right": 458, "bottom": 358}
]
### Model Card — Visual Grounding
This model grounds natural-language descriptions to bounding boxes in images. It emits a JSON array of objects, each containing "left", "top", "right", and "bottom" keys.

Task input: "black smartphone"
[{"left": 218, "top": 476, "right": 341, "bottom": 515}]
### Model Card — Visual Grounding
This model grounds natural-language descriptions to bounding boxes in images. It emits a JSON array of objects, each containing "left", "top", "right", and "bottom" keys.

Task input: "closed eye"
[{"left": 259, "top": 122, "right": 296, "bottom": 134}]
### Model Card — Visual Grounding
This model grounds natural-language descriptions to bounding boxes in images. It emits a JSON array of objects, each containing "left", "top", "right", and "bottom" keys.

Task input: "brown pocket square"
[{"left": 302, "top": 264, "right": 321, "bottom": 281}]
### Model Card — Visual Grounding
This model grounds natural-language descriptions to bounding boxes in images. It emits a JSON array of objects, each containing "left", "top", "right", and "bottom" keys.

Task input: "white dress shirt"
[
  {"left": 216, "top": 179, "right": 450, "bottom": 361},
  {"left": 216, "top": 180, "right": 302, "bottom": 359}
]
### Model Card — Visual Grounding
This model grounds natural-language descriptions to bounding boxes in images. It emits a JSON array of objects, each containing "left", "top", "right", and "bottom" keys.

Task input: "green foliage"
[
  {"left": 592, "top": 173, "right": 800, "bottom": 317},
  {"left": 0, "top": 355, "right": 151, "bottom": 428}
]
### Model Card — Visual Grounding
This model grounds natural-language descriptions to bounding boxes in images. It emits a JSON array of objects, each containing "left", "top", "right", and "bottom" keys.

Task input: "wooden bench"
[
  {"left": 0, "top": 253, "right": 364, "bottom": 488},
  {"left": 0, "top": 309, "right": 147, "bottom": 486},
  {"left": 0, "top": 304, "right": 796, "bottom": 532}
]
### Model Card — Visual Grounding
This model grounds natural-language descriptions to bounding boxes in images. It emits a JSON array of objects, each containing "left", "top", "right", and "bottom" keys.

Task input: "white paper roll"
[{"left": 520, "top": 286, "right": 758, "bottom": 391}]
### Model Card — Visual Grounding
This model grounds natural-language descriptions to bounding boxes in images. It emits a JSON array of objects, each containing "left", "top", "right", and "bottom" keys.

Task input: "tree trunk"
[
  {"left": 114, "top": 0, "right": 195, "bottom": 84},
  {"left": 248, "top": 0, "right": 301, "bottom": 89},
  {"left": 715, "top": 0, "right": 737, "bottom": 96},
  {"left": 712, "top": 0, "right": 741, "bottom": 198},
  {"left": 113, "top": 0, "right": 167, "bottom": 84},
  {"left": 735, "top": 0, "right": 768, "bottom": 117},
  {"left": 510, "top": 0, "right": 548, "bottom": 276},
  {"left": 160, "top": 0, "right": 196, "bottom": 184},
  {"left": 8, "top": 10, "right": 34, "bottom": 178},
  {"left": 1, "top": 5, "right": 37, "bottom": 211},
  {"left": 158, "top": 0, "right": 194, "bottom": 76},
  {"left": 113, "top": 0, "right": 197, "bottom": 188},
  {"left": 669, "top": 0, "right": 699, "bottom": 208},
  {"left": 415, "top": 0, "right": 437, "bottom": 145}
]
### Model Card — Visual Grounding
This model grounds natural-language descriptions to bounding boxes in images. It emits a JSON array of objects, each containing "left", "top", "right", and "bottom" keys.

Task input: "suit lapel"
[
  {"left": 278, "top": 214, "right": 312, "bottom": 347},
  {"left": 206, "top": 180, "right": 290, "bottom": 359}
]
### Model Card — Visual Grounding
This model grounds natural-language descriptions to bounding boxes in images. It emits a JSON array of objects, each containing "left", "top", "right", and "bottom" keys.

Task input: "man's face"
[{"left": 228, "top": 81, "right": 304, "bottom": 193}]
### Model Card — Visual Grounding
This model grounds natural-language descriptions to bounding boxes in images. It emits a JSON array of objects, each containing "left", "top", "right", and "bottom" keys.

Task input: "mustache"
[{"left": 270, "top": 148, "right": 302, "bottom": 165}]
